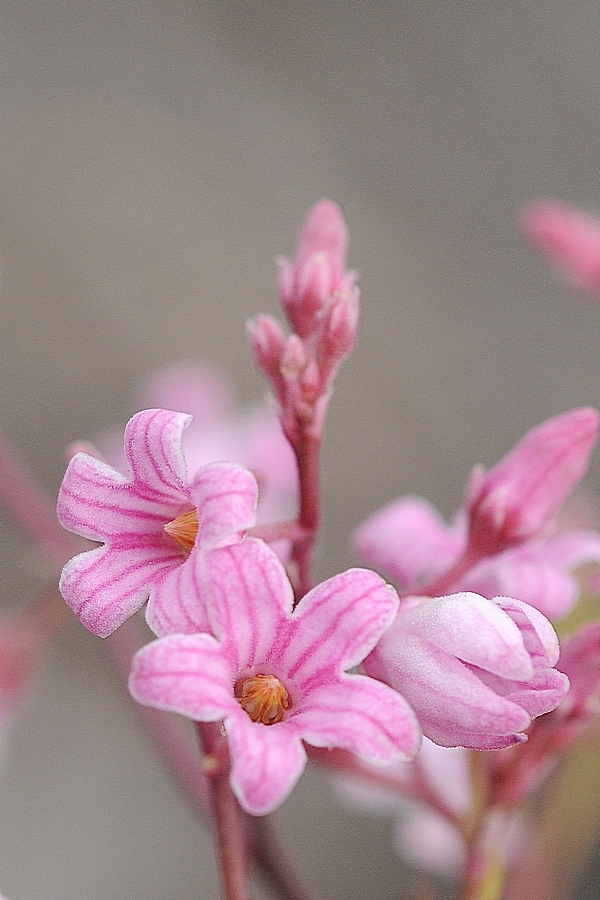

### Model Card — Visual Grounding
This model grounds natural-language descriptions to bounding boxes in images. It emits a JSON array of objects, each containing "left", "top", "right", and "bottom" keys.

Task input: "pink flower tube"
[{"left": 364, "top": 592, "right": 569, "bottom": 750}]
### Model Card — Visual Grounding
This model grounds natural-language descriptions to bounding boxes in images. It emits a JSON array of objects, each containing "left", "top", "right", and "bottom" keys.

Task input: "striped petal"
[
  {"left": 129, "top": 633, "right": 238, "bottom": 720},
  {"left": 226, "top": 712, "right": 307, "bottom": 815},
  {"left": 123, "top": 409, "right": 191, "bottom": 498},
  {"left": 146, "top": 547, "right": 211, "bottom": 637},
  {"left": 203, "top": 540, "right": 293, "bottom": 668},
  {"left": 193, "top": 462, "right": 258, "bottom": 549},
  {"left": 292, "top": 674, "right": 420, "bottom": 762},
  {"left": 283, "top": 569, "right": 399, "bottom": 687},
  {"left": 60, "top": 542, "right": 181, "bottom": 637}
]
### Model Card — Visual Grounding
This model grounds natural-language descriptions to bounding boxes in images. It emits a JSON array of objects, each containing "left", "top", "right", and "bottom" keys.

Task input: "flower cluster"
[{"left": 53, "top": 201, "right": 576, "bottom": 837}]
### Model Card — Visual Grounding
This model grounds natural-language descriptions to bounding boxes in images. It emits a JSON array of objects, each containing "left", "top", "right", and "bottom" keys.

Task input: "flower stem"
[
  {"left": 196, "top": 721, "right": 250, "bottom": 900},
  {"left": 250, "top": 816, "right": 317, "bottom": 900},
  {"left": 291, "top": 428, "right": 321, "bottom": 601}
]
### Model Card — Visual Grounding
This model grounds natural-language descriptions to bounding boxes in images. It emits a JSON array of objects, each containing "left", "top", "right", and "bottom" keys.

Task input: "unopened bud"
[
  {"left": 466, "top": 407, "right": 599, "bottom": 554},
  {"left": 247, "top": 314, "right": 286, "bottom": 401},
  {"left": 322, "top": 287, "right": 360, "bottom": 362},
  {"left": 278, "top": 200, "right": 352, "bottom": 338}
]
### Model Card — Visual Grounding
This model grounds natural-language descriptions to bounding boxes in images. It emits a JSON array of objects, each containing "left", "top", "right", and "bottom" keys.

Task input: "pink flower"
[
  {"left": 523, "top": 201, "right": 600, "bottom": 292},
  {"left": 465, "top": 408, "right": 599, "bottom": 554},
  {"left": 57, "top": 408, "right": 258, "bottom": 637},
  {"left": 364, "top": 592, "right": 569, "bottom": 750},
  {"left": 354, "top": 409, "right": 600, "bottom": 619},
  {"left": 129, "top": 538, "right": 421, "bottom": 815}
]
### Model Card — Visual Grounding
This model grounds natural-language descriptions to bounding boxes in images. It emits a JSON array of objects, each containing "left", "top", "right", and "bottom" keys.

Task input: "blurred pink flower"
[
  {"left": 556, "top": 620, "right": 600, "bottom": 719},
  {"left": 136, "top": 361, "right": 298, "bottom": 528},
  {"left": 333, "top": 738, "right": 470, "bottom": 876},
  {"left": 465, "top": 407, "right": 599, "bottom": 555},
  {"left": 58, "top": 408, "right": 258, "bottom": 637},
  {"left": 523, "top": 201, "right": 600, "bottom": 292},
  {"left": 364, "top": 592, "right": 569, "bottom": 750},
  {"left": 129, "top": 538, "right": 421, "bottom": 815},
  {"left": 355, "top": 409, "right": 600, "bottom": 619}
]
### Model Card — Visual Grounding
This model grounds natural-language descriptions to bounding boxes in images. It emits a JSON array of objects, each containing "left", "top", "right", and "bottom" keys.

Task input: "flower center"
[
  {"left": 164, "top": 509, "right": 199, "bottom": 552},
  {"left": 236, "top": 674, "right": 292, "bottom": 725}
]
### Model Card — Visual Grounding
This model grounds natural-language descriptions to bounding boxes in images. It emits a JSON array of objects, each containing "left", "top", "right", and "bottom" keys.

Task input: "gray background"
[{"left": 0, "top": 2, "right": 599, "bottom": 898}]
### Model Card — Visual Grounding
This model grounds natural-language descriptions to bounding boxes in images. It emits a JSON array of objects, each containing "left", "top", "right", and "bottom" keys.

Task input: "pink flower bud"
[
  {"left": 320, "top": 287, "right": 360, "bottom": 365},
  {"left": 364, "top": 592, "right": 569, "bottom": 750},
  {"left": 278, "top": 200, "right": 354, "bottom": 338},
  {"left": 246, "top": 314, "right": 287, "bottom": 402},
  {"left": 295, "top": 199, "right": 348, "bottom": 286},
  {"left": 466, "top": 408, "right": 599, "bottom": 555},
  {"left": 523, "top": 201, "right": 600, "bottom": 292},
  {"left": 280, "top": 334, "right": 307, "bottom": 379}
]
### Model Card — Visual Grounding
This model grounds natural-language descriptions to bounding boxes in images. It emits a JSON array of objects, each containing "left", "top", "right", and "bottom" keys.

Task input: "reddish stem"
[
  {"left": 291, "top": 428, "right": 321, "bottom": 601},
  {"left": 251, "top": 816, "right": 317, "bottom": 900},
  {"left": 417, "top": 542, "right": 486, "bottom": 598},
  {"left": 196, "top": 721, "right": 250, "bottom": 900}
]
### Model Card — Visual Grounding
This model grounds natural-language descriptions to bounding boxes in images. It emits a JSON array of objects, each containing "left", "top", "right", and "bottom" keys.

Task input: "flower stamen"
[
  {"left": 164, "top": 509, "right": 199, "bottom": 552},
  {"left": 237, "top": 674, "right": 291, "bottom": 725}
]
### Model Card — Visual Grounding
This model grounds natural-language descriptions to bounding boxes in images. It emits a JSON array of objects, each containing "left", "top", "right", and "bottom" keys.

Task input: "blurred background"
[{"left": 0, "top": 2, "right": 600, "bottom": 897}]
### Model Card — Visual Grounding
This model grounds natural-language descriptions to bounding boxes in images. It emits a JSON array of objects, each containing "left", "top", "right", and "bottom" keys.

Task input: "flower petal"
[
  {"left": 57, "top": 453, "right": 178, "bottom": 541},
  {"left": 492, "top": 596, "right": 561, "bottom": 667},
  {"left": 226, "top": 712, "right": 307, "bottom": 815},
  {"left": 60, "top": 542, "right": 181, "bottom": 637},
  {"left": 193, "top": 462, "right": 258, "bottom": 549},
  {"left": 402, "top": 594, "right": 535, "bottom": 681},
  {"left": 353, "top": 498, "right": 465, "bottom": 590},
  {"left": 283, "top": 569, "right": 399, "bottom": 682},
  {"left": 203, "top": 540, "right": 293, "bottom": 671},
  {"left": 123, "top": 409, "right": 191, "bottom": 498},
  {"left": 292, "top": 674, "right": 421, "bottom": 762},
  {"left": 129, "top": 634, "right": 237, "bottom": 720},
  {"left": 146, "top": 548, "right": 211, "bottom": 637}
]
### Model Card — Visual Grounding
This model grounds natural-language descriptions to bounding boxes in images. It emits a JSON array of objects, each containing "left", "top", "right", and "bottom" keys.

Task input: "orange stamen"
[
  {"left": 164, "top": 508, "right": 199, "bottom": 552},
  {"left": 237, "top": 674, "right": 292, "bottom": 725}
]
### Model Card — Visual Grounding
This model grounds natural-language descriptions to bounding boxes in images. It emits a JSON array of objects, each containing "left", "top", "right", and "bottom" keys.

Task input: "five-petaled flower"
[
  {"left": 129, "top": 538, "right": 421, "bottom": 815},
  {"left": 57, "top": 408, "right": 258, "bottom": 637}
]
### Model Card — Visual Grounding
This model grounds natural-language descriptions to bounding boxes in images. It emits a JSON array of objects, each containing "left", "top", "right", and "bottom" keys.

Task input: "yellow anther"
[
  {"left": 164, "top": 508, "right": 199, "bottom": 552},
  {"left": 237, "top": 674, "right": 291, "bottom": 725}
]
